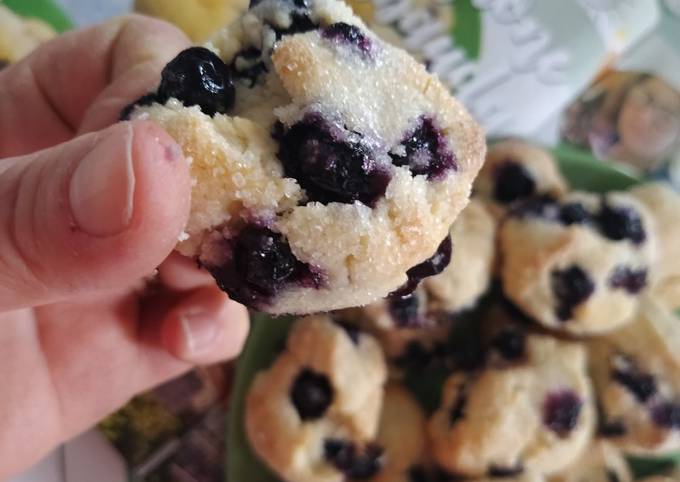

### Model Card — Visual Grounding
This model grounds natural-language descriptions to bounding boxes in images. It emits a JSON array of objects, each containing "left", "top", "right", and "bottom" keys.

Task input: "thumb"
[{"left": 0, "top": 120, "right": 191, "bottom": 310}]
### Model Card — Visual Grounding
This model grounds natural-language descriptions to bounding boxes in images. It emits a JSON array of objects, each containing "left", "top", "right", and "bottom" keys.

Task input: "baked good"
[
  {"left": 425, "top": 199, "right": 496, "bottom": 313},
  {"left": 548, "top": 441, "right": 632, "bottom": 482},
  {"left": 246, "top": 314, "right": 387, "bottom": 482},
  {"left": 370, "top": 385, "right": 427, "bottom": 482},
  {"left": 630, "top": 182, "right": 680, "bottom": 310},
  {"left": 346, "top": 286, "right": 451, "bottom": 365},
  {"left": 125, "top": 0, "right": 485, "bottom": 314},
  {"left": 0, "top": 5, "right": 55, "bottom": 65},
  {"left": 474, "top": 140, "right": 568, "bottom": 219},
  {"left": 500, "top": 191, "right": 656, "bottom": 335},
  {"left": 428, "top": 333, "right": 594, "bottom": 477},
  {"left": 135, "top": 0, "right": 249, "bottom": 42},
  {"left": 589, "top": 297, "right": 680, "bottom": 455}
]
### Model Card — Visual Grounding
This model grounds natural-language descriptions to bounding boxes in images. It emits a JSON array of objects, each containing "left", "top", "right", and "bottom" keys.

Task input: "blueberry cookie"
[
  {"left": 0, "top": 5, "right": 55, "bottom": 65},
  {"left": 344, "top": 287, "right": 452, "bottom": 364},
  {"left": 549, "top": 441, "right": 632, "bottom": 482},
  {"left": 588, "top": 297, "right": 680, "bottom": 455},
  {"left": 500, "top": 192, "right": 657, "bottom": 335},
  {"left": 425, "top": 199, "right": 496, "bottom": 313},
  {"left": 370, "top": 385, "right": 427, "bottom": 482},
  {"left": 630, "top": 182, "right": 680, "bottom": 310},
  {"left": 474, "top": 140, "right": 568, "bottom": 219},
  {"left": 135, "top": 0, "right": 248, "bottom": 42},
  {"left": 246, "top": 315, "right": 387, "bottom": 482},
  {"left": 428, "top": 333, "right": 594, "bottom": 477},
  {"left": 126, "top": 0, "right": 485, "bottom": 314}
]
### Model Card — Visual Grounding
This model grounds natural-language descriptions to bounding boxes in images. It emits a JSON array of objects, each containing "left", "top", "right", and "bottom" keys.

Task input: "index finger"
[{"left": 0, "top": 15, "right": 190, "bottom": 157}]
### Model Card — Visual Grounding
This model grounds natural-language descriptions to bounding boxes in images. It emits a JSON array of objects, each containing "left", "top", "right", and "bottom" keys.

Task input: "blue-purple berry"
[
  {"left": 275, "top": 116, "right": 391, "bottom": 206},
  {"left": 551, "top": 266, "right": 595, "bottom": 321},
  {"left": 391, "top": 117, "right": 458, "bottom": 181},
  {"left": 324, "top": 440, "right": 383, "bottom": 479},
  {"left": 158, "top": 47, "right": 235, "bottom": 116},
  {"left": 543, "top": 390, "right": 582, "bottom": 437},
  {"left": 291, "top": 369, "right": 333, "bottom": 420},
  {"left": 493, "top": 161, "right": 536, "bottom": 204},
  {"left": 322, "top": 22, "right": 372, "bottom": 54}
]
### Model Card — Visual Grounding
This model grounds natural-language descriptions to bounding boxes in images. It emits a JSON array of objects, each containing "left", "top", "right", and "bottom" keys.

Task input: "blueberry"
[
  {"left": 275, "top": 117, "right": 391, "bottom": 206},
  {"left": 599, "top": 419, "right": 627, "bottom": 438},
  {"left": 493, "top": 161, "right": 536, "bottom": 204},
  {"left": 207, "top": 226, "right": 323, "bottom": 307},
  {"left": 390, "top": 236, "right": 453, "bottom": 297},
  {"left": 551, "top": 266, "right": 595, "bottom": 321},
  {"left": 290, "top": 369, "right": 333, "bottom": 420},
  {"left": 120, "top": 92, "right": 165, "bottom": 121},
  {"left": 491, "top": 328, "right": 526, "bottom": 361},
  {"left": 508, "top": 195, "right": 560, "bottom": 220},
  {"left": 650, "top": 401, "right": 680, "bottom": 429},
  {"left": 408, "top": 466, "right": 430, "bottom": 482},
  {"left": 609, "top": 266, "right": 647, "bottom": 294},
  {"left": 543, "top": 390, "right": 582, "bottom": 437},
  {"left": 272, "top": 12, "right": 317, "bottom": 39},
  {"left": 612, "top": 364, "right": 657, "bottom": 403},
  {"left": 391, "top": 117, "right": 458, "bottom": 181},
  {"left": 322, "top": 23, "right": 372, "bottom": 54},
  {"left": 324, "top": 440, "right": 383, "bottom": 479},
  {"left": 597, "top": 203, "right": 646, "bottom": 245},
  {"left": 559, "top": 202, "right": 592, "bottom": 225},
  {"left": 607, "top": 471, "right": 621, "bottom": 482},
  {"left": 157, "top": 47, "right": 235, "bottom": 116},
  {"left": 449, "top": 383, "right": 468, "bottom": 425},
  {"left": 230, "top": 48, "right": 267, "bottom": 87},
  {"left": 388, "top": 293, "right": 422, "bottom": 328},
  {"left": 488, "top": 464, "right": 524, "bottom": 477}
]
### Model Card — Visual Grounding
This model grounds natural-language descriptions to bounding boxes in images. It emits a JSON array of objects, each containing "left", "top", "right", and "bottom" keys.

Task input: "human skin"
[{"left": 0, "top": 16, "right": 249, "bottom": 478}]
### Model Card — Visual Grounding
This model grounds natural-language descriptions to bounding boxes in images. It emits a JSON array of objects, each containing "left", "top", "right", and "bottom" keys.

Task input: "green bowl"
[
  {"left": 2, "top": 0, "right": 73, "bottom": 32},
  {"left": 225, "top": 146, "right": 678, "bottom": 481}
]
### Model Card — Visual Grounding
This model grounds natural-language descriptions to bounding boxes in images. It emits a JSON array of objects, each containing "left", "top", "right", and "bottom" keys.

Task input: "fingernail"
[
  {"left": 180, "top": 309, "right": 220, "bottom": 354},
  {"left": 69, "top": 124, "right": 136, "bottom": 237}
]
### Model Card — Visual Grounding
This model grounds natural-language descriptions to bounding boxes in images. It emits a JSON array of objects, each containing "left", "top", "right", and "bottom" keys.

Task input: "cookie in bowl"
[
  {"left": 630, "top": 182, "right": 680, "bottom": 310},
  {"left": 245, "top": 315, "right": 387, "bottom": 482},
  {"left": 428, "top": 332, "right": 594, "bottom": 477},
  {"left": 474, "top": 140, "right": 568, "bottom": 219},
  {"left": 548, "top": 440, "right": 632, "bottom": 482},
  {"left": 425, "top": 199, "right": 496, "bottom": 313},
  {"left": 124, "top": 0, "right": 486, "bottom": 314},
  {"left": 500, "top": 191, "right": 656, "bottom": 335},
  {"left": 589, "top": 297, "right": 680, "bottom": 455}
]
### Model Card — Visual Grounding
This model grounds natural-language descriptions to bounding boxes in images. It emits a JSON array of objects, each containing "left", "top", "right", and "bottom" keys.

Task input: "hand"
[{"left": 0, "top": 16, "right": 249, "bottom": 478}]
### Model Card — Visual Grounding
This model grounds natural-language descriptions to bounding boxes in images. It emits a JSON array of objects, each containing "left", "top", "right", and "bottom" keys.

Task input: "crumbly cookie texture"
[
  {"left": 630, "top": 182, "right": 680, "bottom": 310},
  {"left": 549, "top": 441, "right": 632, "bottom": 482},
  {"left": 428, "top": 333, "right": 594, "bottom": 477},
  {"left": 341, "top": 286, "right": 452, "bottom": 364},
  {"left": 370, "top": 385, "right": 427, "bottom": 482},
  {"left": 0, "top": 5, "right": 55, "bottom": 65},
  {"left": 474, "top": 140, "right": 568, "bottom": 219},
  {"left": 588, "top": 297, "right": 680, "bottom": 455},
  {"left": 500, "top": 191, "right": 657, "bottom": 335},
  {"left": 246, "top": 315, "right": 387, "bottom": 482},
  {"left": 128, "top": 0, "right": 485, "bottom": 314},
  {"left": 425, "top": 199, "right": 496, "bottom": 312}
]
